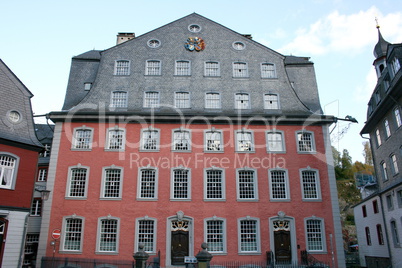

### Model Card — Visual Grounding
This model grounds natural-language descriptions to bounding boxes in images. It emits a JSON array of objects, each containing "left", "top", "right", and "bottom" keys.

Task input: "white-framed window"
[
  {"left": 375, "top": 128, "right": 382, "bottom": 147},
  {"left": 375, "top": 90, "right": 381, "bottom": 104},
  {"left": 233, "top": 62, "right": 248, "bottom": 78},
  {"left": 30, "top": 198, "right": 42, "bottom": 216},
  {"left": 365, "top": 227, "right": 372, "bottom": 246},
  {"left": 145, "top": 60, "right": 161, "bottom": 75},
  {"left": 238, "top": 217, "right": 260, "bottom": 253},
  {"left": 172, "top": 128, "right": 191, "bottom": 151},
  {"left": 84, "top": 82, "right": 92, "bottom": 91},
  {"left": 174, "top": 92, "right": 190, "bottom": 108},
  {"left": 114, "top": 60, "right": 130, "bottom": 76},
  {"left": 296, "top": 131, "right": 316, "bottom": 153},
  {"left": 204, "top": 129, "right": 224, "bottom": 152},
  {"left": 300, "top": 168, "right": 321, "bottom": 200},
  {"left": 205, "top": 92, "right": 221, "bottom": 109},
  {"left": 266, "top": 130, "right": 285, "bottom": 153},
  {"left": 205, "top": 217, "right": 226, "bottom": 254},
  {"left": 384, "top": 119, "right": 391, "bottom": 138},
  {"left": 136, "top": 217, "right": 157, "bottom": 253},
  {"left": 235, "top": 93, "right": 250, "bottom": 109},
  {"left": 110, "top": 91, "right": 128, "bottom": 108},
  {"left": 97, "top": 217, "right": 119, "bottom": 253},
  {"left": 147, "top": 39, "right": 161, "bottom": 48},
  {"left": 394, "top": 107, "right": 402, "bottom": 128},
  {"left": 62, "top": 216, "right": 84, "bottom": 252},
  {"left": 171, "top": 167, "right": 191, "bottom": 200},
  {"left": 66, "top": 165, "right": 89, "bottom": 198},
  {"left": 204, "top": 168, "right": 225, "bottom": 200},
  {"left": 269, "top": 169, "right": 290, "bottom": 201},
  {"left": 386, "top": 195, "right": 394, "bottom": 210},
  {"left": 143, "top": 91, "right": 160, "bottom": 108},
  {"left": 188, "top": 24, "right": 201, "bottom": 33},
  {"left": 391, "top": 57, "right": 401, "bottom": 76},
  {"left": 237, "top": 168, "right": 258, "bottom": 201},
  {"left": 0, "top": 153, "right": 18, "bottom": 190},
  {"left": 264, "top": 94, "right": 279, "bottom": 109},
  {"left": 72, "top": 126, "right": 94, "bottom": 150},
  {"left": 232, "top": 42, "right": 246, "bottom": 51},
  {"left": 38, "top": 168, "right": 47, "bottom": 181},
  {"left": 137, "top": 167, "right": 158, "bottom": 200},
  {"left": 205, "top": 61, "right": 220, "bottom": 77},
  {"left": 261, "top": 63, "right": 277, "bottom": 78},
  {"left": 140, "top": 128, "right": 160, "bottom": 151},
  {"left": 235, "top": 129, "right": 254, "bottom": 152},
  {"left": 106, "top": 128, "right": 125, "bottom": 150},
  {"left": 101, "top": 167, "right": 123, "bottom": 199},
  {"left": 390, "top": 154, "right": 399, "bottom": 175},
  {"left": 381, "top": 161, "right": 388, "bottom": 181},
  {"left": 391, "top": 220, "right": 400, "bottom": 246},
  {"left": 305, "top": 217, "right": 326, "bottom": 252},
  {"left": 175, "top": 60, "right": 191, "bottom": 76}
]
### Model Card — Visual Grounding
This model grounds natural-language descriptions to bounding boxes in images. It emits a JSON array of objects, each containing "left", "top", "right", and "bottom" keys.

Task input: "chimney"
[
  {"left": 116, "top": 32, "right": 135, "bottom": 45},
  {"left": 242, "top": 34, "right": 252, "bottom": 40}
]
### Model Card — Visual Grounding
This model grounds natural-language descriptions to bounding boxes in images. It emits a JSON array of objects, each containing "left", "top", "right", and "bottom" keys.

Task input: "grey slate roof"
[
  {"left": 59, "top": 13, "right": 324, "bottom": 117},
  {"left": 0, "top": 59, "right": 43, "bottom": 148}
]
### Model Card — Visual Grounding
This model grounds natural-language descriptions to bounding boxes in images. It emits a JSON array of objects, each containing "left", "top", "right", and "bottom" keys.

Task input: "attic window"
[
  {"left": 84, "top": 83, "right": 92, "bottom": 91},
  {"left": 7, "top": 110, "right": 21, "bottom": 123},
  {"left": 232, "top": 41, "right": 245, "bottom": 50},
  {"left": 188, "top": 24, "right": 201, "bottom": 33},
  {"left": 147, "top": 39, "right": 161, "bottom": 48}
]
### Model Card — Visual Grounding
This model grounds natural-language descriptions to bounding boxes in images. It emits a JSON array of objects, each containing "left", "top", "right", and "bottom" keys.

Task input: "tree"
[{"left": 363, "top": 141, "right": 373, "bottom": 166}]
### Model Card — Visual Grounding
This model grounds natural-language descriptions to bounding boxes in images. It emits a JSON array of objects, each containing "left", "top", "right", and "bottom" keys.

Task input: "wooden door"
[
  {"left": 274, "top": 230, "right": 291, "bottom": 263},
  {"left": 171, "top": 230, "right": 189, "bottom": 265}
]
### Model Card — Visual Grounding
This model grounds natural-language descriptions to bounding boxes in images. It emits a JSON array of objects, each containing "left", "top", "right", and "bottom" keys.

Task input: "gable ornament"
[{"left": 184, "top": 37, "right": 205, "bottom": 52}]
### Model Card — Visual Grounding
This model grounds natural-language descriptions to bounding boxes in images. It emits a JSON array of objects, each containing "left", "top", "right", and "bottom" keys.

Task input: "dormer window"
[{"left": 391, "top": 57, "right": 401, "bottom": 76}]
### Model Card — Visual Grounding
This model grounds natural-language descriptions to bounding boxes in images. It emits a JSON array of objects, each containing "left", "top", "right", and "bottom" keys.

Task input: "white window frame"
[
  {"left": 381, "top": 161, "right": 389, "bottom": 181},
  {"left": 137, "top": 167, "right": 158, "bottom": 200},
  {"left": 365, "top": 226, "right": 372, "bottom": 246},
  {"left": 390, "top": 154, "right": 399, "bottom": 175},
  {"left": 233, "top": 62, "right": 248, "bottom": 78},
  {"left": 300, "top": 168, "right": 322, "bottom": 201},
  {"left": 175, "top": 60, "right": 191, "bottom": 76},
  {"left": 384, "top": 119, "right": 391, "bottom": 138},
  {"left": 61, "top": 216, "right": 85, "bottom": 253},
  {"left": 174, "top": 92, "right": 190, "bottom": 108},
  {"left": 269, "top": 168, "right": 290, "bottom": 201},
  {"left": 238, "top": 217, "right": 261, "bottom": 254},
  {"left": 266, "top": 130, "right": 285, "bottom": 153},
  {"left": 296, "top": 130, "right": 316, "bottom": 153},
  {"left": 0, "top": 153, "right": 19, "bottom": 190},
  {"left": 114, "top": 60, "right": 130, "bottom": 76},
  {"left": 135, "top": 217, "right": 157, "bottom": 253},
  {"left": 305, "top": 217, "right": 326, "bottom": 253},
  {"left": 235, "top": 129, "right": 255, "bottom": 152},
  {"left": 30, "top": 198, "right": 42, "bottom": 216},
  {"left": 66, "top": 165, "right": 90, "bottom": 199},
  {"left": 72, "top": 126, "right": 94, "bottom": 150},
  {"left": 140, "top": 128, "right": 160, "bottom": 152},
  {"left": 391, "top": 57, "right": 401, "bottom": 76},
  {"left": 100, "top": 166, "right": 123, "bottom": 199},
  {"left": 204, "top": 167, "right": 226, "bottom": 201},
  {"left": 204, "top": 217, "right": 227, "bottom": 254},
  {"left": 261, "top": 63, "right": 277, "bottom": 78},
  {"left": 145, "top": 60, "right": 161, "bottom": 76},
  {"left": 105, "top": 127, "right": 125, "bottom": 151},
  {"left": 235, "top": 93, "right": 250, "bottom": 109},
  {"left": 110, "top": 91, "right": 128, "bottom": 108},
  {"left": 264, "top": 94, "right": 280, "bottom": 109},
  {"left": 375, "top": 128, "right": 382, "bottom": 147},
  {"left": 205, "top": 92, "right": 221, "bottom": 109},
  {"left": 171, "top": 167, "right": 191, "bottom": 200},
  {"left": 172, "top": 128, "right": 191, "bottom": 152},
  {"left": 38, "top": 168, "right": 47, "bottom": 181},
  {"left": 394, "top": 107, "right": 402, "bottom": 128},
  {"left": 204, "top": 129, "right": 224, "bottom": 152},
  {"left": 204, "top": 61, "right": 220, "bottom": 77},
  {"left": 390, "top": 220, "right": 400, "bottom": 246},
  {"left": 143, "top": 91, "right": 160, "bottom": 108},
  {"left": 236, "top": 168, "right": 258, "bottom": 201},
  {"left": 96, "top": 217, "right": 120, "bottom": 253}
]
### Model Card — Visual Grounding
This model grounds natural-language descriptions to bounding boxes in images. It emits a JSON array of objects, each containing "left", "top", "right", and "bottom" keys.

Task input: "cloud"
[
  {"left": 354, "top": 68, "right": 377, "bottom": 103},
  {"left": 278, "top": 6, "right": 402, "bottom": 56}
]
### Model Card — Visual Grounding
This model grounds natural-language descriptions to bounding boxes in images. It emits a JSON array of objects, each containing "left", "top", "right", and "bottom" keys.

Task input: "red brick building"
[{"left": 37, "top": 14, "right": 345, "bottom": 267}]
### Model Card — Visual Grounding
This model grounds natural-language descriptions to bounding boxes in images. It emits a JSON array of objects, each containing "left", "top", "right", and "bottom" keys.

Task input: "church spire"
[{"left": 373, "top": 17, "right": 390, "bottom": 59}]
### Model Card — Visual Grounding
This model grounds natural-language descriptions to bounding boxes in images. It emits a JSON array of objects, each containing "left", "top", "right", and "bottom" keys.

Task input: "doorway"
[
  {"left": 171, "top": 230, "right": 189, "bottom": 265},
  {"left": 274, "top": 230, "right": 291, "bottom": 263}
]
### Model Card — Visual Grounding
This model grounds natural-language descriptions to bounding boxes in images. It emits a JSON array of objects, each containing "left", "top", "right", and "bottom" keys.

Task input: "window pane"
[
  {"left": 115, "top": 61, "right": 130, "bottom": 75},
  {"left": 176, "top": 61, "right": 190, "bottom": 76},
  {"left": 238, "top": 170, "right": 255, "bottom": 199},
  {"left": 140, "top": 169, "right": 156, "bottom": 198},
  {"left": 111, "top": 91, "right": 128, "bottom": 108},
  {"left": 138, "top": 220, "right": 155, "bottom": 252},
  {"left": 104, "top": 169, "right": 121, "bottom": 198},
  {"left": 233, "top": 62, "right": 248, "bottom": 77},
  {"left": 64, "top": 219, "right": 82, "bottom": 251},
  {"left": 206, "top": 220, "right": 224, "bottom": 252},
  {"left": 264, "top": 94, "right": 279, "bottom": 109},
  {"left": 146, "top": 60, "right": 161, "bottom": 75},
  {"left": 302, "top": 171, "right": 318, "bottom": 199},
  {"left": 173, "top": 131, "right": 190, "bottom": 151},
  {"left": 306, "top": 219, "right": 323, "bottom": 251},
  {"left": 99, "top": 219, "right": 118, "bottom": 252},
  {"left": 271, "top": 171, "right": 287, "bottom": 199},
  {"left": 394, "top": 108, "right": 402, "bottom": 128},
  {"left": 240, "top": 220, "right": 257, "bottom": 252},
  {"left": 142, "top": 130, "right": 158, "bottom": 150},
  {"left": 297, "top": 132, "right": 314, "bottom": 152},
  {"left": 237, "top": 132, "right": 253, "bottom": 151},
  {"left": 261, "top": 63, "right": 276, "bottom": 78},
  {"left": 235, "top": 94, "right": 249, "bottom": 109},
  {"left": 0, "top": 155, "right": 16, "bottom": 188},
  {"left": 205, "top": 93, "right": 220, "bottom": 109},
  {"left": 206, "top": 132, "right": 222, "bottom": 151},
  {"left": 144, "top": 92, "right": 159, "bottom": 108},
  {"left": 206, "top": 170, "right": 223, "bottom": 199},
  {"left": 175, "top": 92, "right": 190, "bottom": 108},
  {"left": 69, "top": 168, "right": 87, "bottom": 197},
  {"left": 205, "top": 62, "right": 220, "bottom": 77},
  {"left": 267, "top": 132, "right": 283, "bottom": 152},
  {"left": 74, "top": 130, "right": 92, "bottom": 149},
  {"left": 173, "top": 169, "right": 189, "bottom": 199},
  {"left": 108, "top": 130, "right": 124, "bottom": 150}
]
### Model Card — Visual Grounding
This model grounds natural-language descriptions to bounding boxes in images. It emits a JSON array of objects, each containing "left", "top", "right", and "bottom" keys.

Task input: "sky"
[{"left": 1, "top": 0, "right": 401, "bottom": 163}]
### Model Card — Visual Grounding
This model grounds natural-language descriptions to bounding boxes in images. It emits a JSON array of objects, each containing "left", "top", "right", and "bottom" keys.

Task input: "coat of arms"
[{"left": 184, "top": 37, "right": 205, "bottom": 52}]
